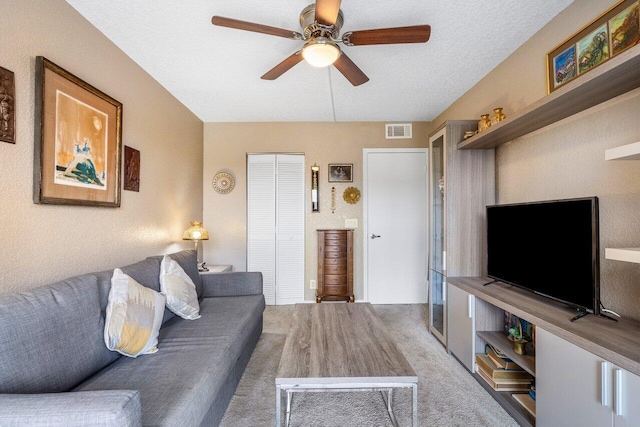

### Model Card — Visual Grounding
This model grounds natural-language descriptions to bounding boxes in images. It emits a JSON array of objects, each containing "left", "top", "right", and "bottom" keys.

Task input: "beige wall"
[
  {"left": 0, "top": 0, "right": 203, "bottom": 294},
  {"left": 433, "top": 0, "right": 640, "bottom": 322},
  {"left": 203, "top": 122, "right": 431, "bottom": 301}
]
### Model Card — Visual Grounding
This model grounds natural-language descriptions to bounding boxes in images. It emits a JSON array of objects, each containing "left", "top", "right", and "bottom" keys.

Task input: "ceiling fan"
[{"left": 211, "top": 0, "right": 431, "bottom": 86}]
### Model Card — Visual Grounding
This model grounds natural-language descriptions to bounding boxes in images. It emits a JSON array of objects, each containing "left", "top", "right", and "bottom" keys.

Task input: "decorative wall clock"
[{"left": 212, "top": 172, "right": 235, "bottom": 194}]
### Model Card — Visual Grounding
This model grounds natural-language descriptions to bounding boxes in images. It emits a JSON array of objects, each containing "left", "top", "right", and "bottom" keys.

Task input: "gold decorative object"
[
  {"left": 212, "top": 172, "right": 235, "bottom": 194},
  {"left": 343, "top": 187, "right": 361, "bottom": 204},
  {"left": 463, "top": 131, "right": 476, "bottom": 139},
  {"left": 491, "top": 107, "right": 506, "bottom": 125},
  {"left": 478, "top": 114, "right": 491, "bottom": 132}
]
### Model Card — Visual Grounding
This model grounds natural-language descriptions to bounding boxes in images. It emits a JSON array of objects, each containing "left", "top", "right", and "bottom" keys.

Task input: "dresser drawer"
[
  {"left": 324, "top": 243, "right": 346, "bottom": 252},
  {"left": 324, "top": 274, "right": 347, "bottom": 285},
  {"left": 324, "top": 284, "right": 348, "bottom": 296},
  {"left": 323, "top": 258, "right": 347, "bottom": 266},
  {"left": 324, "top": 232, "right": 347, "bottom": 240},
  {"left": 324, "top": 251, "right": 344, "bottom": 259},
  {"left": 324, "top": 265, "right": 347, "bottom": 275}
]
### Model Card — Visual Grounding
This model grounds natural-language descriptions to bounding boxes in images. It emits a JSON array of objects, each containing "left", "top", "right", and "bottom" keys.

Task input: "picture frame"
[
  {"left": 0, "top": 66, "right": 16, "bottom": 144},
  {"left": 34, "top": 57, "right": 122, "bottom": 207},
  {"left": 546, "top": 0, "right": 640, "bottom": 93},
  {"left": 328, "top": 163, "right": 353, "bottom": 182},
  {"left": 124, "top": 146, "right": 140, "bottom": 192}
]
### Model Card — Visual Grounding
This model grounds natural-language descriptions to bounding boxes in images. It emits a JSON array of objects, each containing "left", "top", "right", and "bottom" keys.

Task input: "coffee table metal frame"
[{"left": 275, "top": 378, "right": 418, "bottom": 427}]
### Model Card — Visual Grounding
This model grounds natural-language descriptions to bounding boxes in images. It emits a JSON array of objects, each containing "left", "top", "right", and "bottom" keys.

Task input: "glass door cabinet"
[
  {"left": 427, "top": 121, "right": 495, "bottom": 348},
  {"left": 429, "top": 132, "right": 446, "bottom": 344}
]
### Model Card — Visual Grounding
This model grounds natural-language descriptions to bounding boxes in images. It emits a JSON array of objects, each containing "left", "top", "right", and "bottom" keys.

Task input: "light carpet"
[{"left": 220, "top": 304, "right": 518, "bottom": 427}]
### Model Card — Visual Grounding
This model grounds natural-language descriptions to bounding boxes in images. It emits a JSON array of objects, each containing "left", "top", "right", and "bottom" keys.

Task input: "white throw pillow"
[
  {"left": 104, "top": 268, "right": 165, "bottom": 357},
  {"left": 160, "top": 255, "right": 201, "bottom": 320}
]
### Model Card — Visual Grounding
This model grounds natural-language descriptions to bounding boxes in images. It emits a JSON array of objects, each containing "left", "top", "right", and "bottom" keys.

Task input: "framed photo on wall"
[
  {"left": 546, "top": 0, "right": 640, "bottom": 93},
  {"left": 34, "top": 57, "right": 122, "bottom": 207},
  {"left": 328, "top": 164, "right": 353, "bottom": 182}
]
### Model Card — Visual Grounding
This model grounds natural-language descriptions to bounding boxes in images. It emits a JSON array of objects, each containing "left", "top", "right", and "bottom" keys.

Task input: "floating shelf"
[
  {"left": 605, "top": 141, "right": 640, "bottom": 160},
  {"left": 458, "top": 44, "right": 640, "bottom": 150},
  {"left": 605, "top": 248, "right": 640, "bottom": 264}
]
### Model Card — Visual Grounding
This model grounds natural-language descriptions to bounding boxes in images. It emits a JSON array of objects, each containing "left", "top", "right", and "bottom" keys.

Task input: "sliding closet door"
[
  {"left": 247, "top": 155, "right": 277, "bottom": 305},
  {"left": 275, "top": 155, "right": 304, "bottom": 305},
  {"left": 247, "top": 154, "right": 304, "bottom": 305}
]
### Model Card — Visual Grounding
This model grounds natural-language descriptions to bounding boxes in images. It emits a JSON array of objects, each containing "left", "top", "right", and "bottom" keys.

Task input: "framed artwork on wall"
[
  {"left": 328, "top": 163, "right": 352, "bottom": 182},
  {"left": 0, "top": 66, "right": 15, "bottom": 144},
  {"left": 34, "top": 56, "right": 123, "bottom": 207},
  {"left": 546, "top": 0, "right": 640, "bottom": 93},
  {"left": 124, "top": 146, "right": 140, "bottom": 192}
]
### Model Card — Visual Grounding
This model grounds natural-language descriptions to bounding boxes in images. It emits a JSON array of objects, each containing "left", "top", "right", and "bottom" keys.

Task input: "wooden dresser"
[{"left": 316, "top": 229, "right": 354, "bottom": 303}]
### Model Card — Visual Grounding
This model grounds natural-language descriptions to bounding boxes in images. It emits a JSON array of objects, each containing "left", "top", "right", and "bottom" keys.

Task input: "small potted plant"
[{"left": 508, "top": 323, "right": 528, "bottom": 355}]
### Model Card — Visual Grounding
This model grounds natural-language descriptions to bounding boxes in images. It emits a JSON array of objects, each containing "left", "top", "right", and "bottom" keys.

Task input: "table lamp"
[{"left": 182, "top": 221, "right": 209, "bottom": 271}]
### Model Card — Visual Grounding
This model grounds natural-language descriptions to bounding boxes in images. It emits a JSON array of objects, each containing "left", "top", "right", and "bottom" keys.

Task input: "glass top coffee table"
[{"left": 275, "top": 303, "right": 418, "bottom": 426}]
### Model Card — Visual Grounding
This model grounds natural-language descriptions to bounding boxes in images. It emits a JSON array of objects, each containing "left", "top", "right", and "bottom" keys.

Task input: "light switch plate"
[
  {"left": 310, "top": 279, "right": 317, "bottom": 289},
  {"left": 345, "top": 219, "right": 358, "bottom": 228}
]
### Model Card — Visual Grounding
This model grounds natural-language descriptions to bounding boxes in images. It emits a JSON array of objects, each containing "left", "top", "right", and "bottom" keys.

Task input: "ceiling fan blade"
[
  {"left": 333, "top": 52, "right": 369, "bottom": 86},
  {"left": 211, "top": 16, "right": 302, "bottom": 40},
  {"left": 315, "top": 0, "right": 342, "bottom": 26},
  {"left": 342, "top": 25, "right": 431, "bottom": 46},
  {"left": 261, "top": 51, "right": 304, "bottom": 80}
]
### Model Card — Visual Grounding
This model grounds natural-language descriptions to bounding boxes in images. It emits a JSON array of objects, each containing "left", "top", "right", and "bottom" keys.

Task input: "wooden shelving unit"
[
  {"left": 477, "top": 330, "right": 536, "bottom": 376},
  {"left": 605, "top": 141, "right": 640, "bottom": 160},
  {"left": 458, "top": 45, "right": 640, "bottom": 150},
  {"left": 605, "top": 248, "right": 640, "bottom": 264},
  {"left": 475, "top": 330, "right": 536, "bottom": 427},
  {"left": 472, "top": 372, "right": 535, "bottom": 427}
]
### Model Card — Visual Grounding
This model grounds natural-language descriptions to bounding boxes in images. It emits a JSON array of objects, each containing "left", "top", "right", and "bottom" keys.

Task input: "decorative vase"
[
  {"left": 513, "top": 339, "right": 527, "bottom": 355},
  {"left": 491, "top": 107, "right": 506, "bottom": 126},
  {"left": 478, "top": 114, "right": 491, "bottom": 132}
]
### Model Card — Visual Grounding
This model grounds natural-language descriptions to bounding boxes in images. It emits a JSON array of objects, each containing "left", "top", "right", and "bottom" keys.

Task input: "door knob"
[{"left": 371, "top": 234, "right": 381, "bottom": 239}]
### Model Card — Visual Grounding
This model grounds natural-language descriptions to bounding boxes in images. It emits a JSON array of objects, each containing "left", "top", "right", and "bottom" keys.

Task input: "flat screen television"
[{"left": 486, "top": 197, "right": 600, "bottom": 314}]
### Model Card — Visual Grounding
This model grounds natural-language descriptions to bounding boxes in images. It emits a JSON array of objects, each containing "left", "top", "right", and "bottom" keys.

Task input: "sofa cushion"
[
  {"left": 104, "top": 269, "right": 166, "bottom": 357},
  {"left": 75, "top": 295, "right": 265, "bottom": 426},
  {"left": 0, "top": 275, "right": 119, "bottom": 393}
]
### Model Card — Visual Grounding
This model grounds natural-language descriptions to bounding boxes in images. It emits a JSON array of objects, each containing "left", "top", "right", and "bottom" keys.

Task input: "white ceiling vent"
[{"left": 385, "top": 123, "right": 412, "bottom": 139}]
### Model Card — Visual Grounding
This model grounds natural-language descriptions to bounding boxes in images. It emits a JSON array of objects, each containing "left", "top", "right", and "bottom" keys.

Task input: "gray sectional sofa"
[{"left": 0, "top": 250, "right": 265, "bottom": 426}]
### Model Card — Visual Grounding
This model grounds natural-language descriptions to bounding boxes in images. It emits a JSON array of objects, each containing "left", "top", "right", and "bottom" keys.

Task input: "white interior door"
[{"left": 365, "top": 149, "right": 428, "bottom": 304}]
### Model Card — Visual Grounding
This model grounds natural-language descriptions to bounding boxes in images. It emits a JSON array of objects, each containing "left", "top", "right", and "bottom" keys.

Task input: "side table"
[{"left": 199, "top": 265, "right": 232, "bottom": 274}]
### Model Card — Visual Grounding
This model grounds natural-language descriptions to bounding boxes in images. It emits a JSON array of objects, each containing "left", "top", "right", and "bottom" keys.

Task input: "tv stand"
[
  {"left": 446, "top": 276, "right": 640, "bottom": 427},
  {"left": 483, "top": 279, "right": 500, "bottom": 286}
]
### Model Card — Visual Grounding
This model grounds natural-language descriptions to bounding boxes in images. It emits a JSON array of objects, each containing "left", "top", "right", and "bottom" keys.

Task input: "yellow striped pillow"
[{"left": 104, "top": 268, "right": 165, "bottom": 357}]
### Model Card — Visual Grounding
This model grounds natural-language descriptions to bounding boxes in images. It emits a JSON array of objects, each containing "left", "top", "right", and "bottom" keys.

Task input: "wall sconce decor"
[{"left": 311, "top": 163, "right": 319, "bottom": 212}]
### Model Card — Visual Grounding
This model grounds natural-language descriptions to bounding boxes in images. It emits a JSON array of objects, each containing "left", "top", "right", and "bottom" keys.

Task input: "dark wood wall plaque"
[
  {"left": 124, "top": 145, "right": 140, "bottom": 192},
  {"left": 0, "top": 66, "right": 15, "bottom": 144}
]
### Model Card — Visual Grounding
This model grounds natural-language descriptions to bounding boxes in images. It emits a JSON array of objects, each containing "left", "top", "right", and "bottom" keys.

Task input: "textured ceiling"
[{"left": 65, "top": 0, "right": 574, "bottom": 122}]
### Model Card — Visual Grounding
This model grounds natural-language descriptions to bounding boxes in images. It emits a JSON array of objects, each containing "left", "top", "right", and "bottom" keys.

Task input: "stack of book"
[{"left": 475, "top": 346, "right": 533, "bottom": 392}]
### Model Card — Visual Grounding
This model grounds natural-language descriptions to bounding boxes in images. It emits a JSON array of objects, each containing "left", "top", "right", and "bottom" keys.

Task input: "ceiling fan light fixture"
[{"left": 301, "top": 37, "right": 340, "bottom": 67}]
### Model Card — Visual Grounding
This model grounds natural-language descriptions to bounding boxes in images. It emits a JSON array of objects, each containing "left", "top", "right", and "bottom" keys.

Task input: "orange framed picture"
[{"left": 34, "top": 57, "right": 122, "bottom": 207}]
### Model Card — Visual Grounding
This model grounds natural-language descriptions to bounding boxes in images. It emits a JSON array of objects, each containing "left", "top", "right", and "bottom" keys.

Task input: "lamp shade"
[
  {"left": 302, "top": 38, "right": 340, "bottom": 67},
  {"left": 182, "top": 221, "right": 209, "bottom": 241}
]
